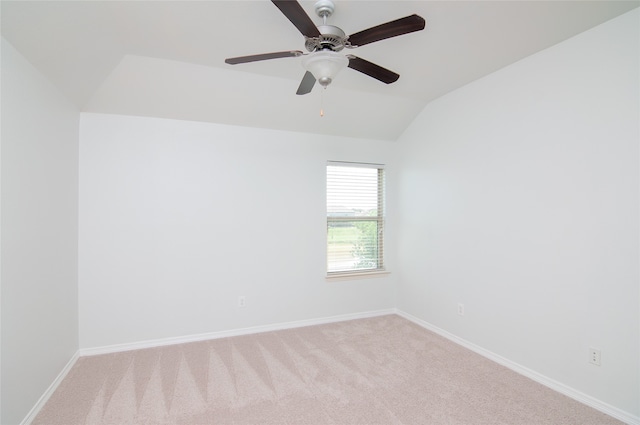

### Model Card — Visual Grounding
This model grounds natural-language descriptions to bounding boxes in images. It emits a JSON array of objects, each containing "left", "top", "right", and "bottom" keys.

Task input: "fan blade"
[
  {"left": 348, "top": 14, "right": 425, "bottom": 47},
  {"left": 225, "top": 50, "right": 304, "bottom": 65},
  {"left": 347, "top": 56, "right": 399, "bottom": 84},
  {"left": 272, "top": 0, "right": 321, "bottom": 38},
  {"left": 296, "top": 71, "right": 316, "bottom": 95}
]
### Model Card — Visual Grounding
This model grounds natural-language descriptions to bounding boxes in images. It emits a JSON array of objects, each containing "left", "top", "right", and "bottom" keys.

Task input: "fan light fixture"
[{"left": 301, "top": 50, "right": 348, "bottom": 88}]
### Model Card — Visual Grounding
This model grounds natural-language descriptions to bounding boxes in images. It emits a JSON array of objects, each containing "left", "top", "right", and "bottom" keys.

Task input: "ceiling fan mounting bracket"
[{"left": 314, "top": 0, "right": 335, "bottom": 19}]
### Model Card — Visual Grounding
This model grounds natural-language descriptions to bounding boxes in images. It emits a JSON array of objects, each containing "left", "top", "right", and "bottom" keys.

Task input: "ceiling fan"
[{"left": 224, "top": 0, "right": 426, "bottom": 95}]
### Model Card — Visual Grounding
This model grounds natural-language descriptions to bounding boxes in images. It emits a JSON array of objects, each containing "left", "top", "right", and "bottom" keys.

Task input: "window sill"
[{"left": 325, "top": 270, "right": 390, "bottom": 282}]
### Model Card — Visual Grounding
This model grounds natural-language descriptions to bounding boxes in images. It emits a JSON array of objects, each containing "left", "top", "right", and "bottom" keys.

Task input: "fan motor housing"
[{"left": 305, "top": 25, "right": 348, "bottom": 52}]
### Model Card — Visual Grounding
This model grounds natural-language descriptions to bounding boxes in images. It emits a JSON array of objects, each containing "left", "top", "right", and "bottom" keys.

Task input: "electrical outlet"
[
  {"left": 589, "top": 348, "right": 601, "bottom": 366},
  {"left": 238, "top": 296, "right": 246, "bottom": 308},
  {"left": 457, "top": 303, "right": 464, "bottom": 316}
]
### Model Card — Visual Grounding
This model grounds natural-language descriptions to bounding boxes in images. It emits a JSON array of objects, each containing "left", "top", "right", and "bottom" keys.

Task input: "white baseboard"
[
  {"left": 396, "top": 309, "right": 639, "bottom": 425},
  {"left": 20, "top": 351, "right": 79, "bottom": 425},
  {"left": 79, "top": 308, "right": 396, "bottom": 357}
]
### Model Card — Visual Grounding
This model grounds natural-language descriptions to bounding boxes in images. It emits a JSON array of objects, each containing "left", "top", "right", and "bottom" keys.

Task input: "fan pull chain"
[{"left": 320, "top": 87, "right": 325, "bottom": 117}]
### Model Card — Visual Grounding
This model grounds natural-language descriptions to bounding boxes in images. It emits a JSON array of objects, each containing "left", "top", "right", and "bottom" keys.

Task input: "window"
[{"left": 327, "top": 162, "right": 385, "bottom": 276}]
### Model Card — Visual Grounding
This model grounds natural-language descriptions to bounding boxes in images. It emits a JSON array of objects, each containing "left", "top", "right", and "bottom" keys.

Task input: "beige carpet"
[{"left": 33, "top": 315, "right": 622, "bottom": 425}]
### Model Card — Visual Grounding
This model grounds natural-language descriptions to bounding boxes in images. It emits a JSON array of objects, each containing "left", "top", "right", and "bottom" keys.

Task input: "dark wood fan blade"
[
  {"left": 347, "top": 56, "right": 399, "bottom": 84},
  {"left": 272, "top": 0, "right": 321, "bottom": 38},
  {"left": 225, "top": 50, "right": 304, "bottom": 65},
  {"left": 348, "top": 14, "right": 425, "bottom": 47},
  {"left": 296, "top": 71, "right": 316, "bottom": 95}
]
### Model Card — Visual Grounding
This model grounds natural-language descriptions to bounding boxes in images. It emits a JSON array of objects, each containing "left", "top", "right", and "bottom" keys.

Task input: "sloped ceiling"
[{"left": 2, "top": 0, "right": 638, "bottom": 141}]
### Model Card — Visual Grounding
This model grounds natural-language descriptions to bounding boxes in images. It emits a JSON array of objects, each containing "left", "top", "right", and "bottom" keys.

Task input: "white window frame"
[{"left": 326, "top": 161, "right": 387, "bottom": 279}]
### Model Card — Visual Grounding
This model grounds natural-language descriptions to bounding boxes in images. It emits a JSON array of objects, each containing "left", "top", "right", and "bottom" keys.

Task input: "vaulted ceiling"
[{"left": 2, "top": 1, "right": 638, "bottom": 141}]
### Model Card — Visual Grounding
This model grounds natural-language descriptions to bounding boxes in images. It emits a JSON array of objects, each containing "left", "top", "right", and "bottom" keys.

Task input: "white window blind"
[{"left": 327, "top": 162, "right": 385, "bottom": 275}]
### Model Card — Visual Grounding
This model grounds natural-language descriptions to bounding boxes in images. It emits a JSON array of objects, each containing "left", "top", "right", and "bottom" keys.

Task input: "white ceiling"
[{"left": 2, "top": 0, "right": 638, "bottom": 141}]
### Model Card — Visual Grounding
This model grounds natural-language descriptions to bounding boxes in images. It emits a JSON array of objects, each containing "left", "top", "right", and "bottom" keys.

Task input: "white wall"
[
  {"left": 396, "top": 9, "right": 639, "bottom": 418},
  {"left": 1, "top": 38, "right": 79, "bottom": 425},
  {"left": 78, "top": 113, "right": 397, "bottom": 349}
]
